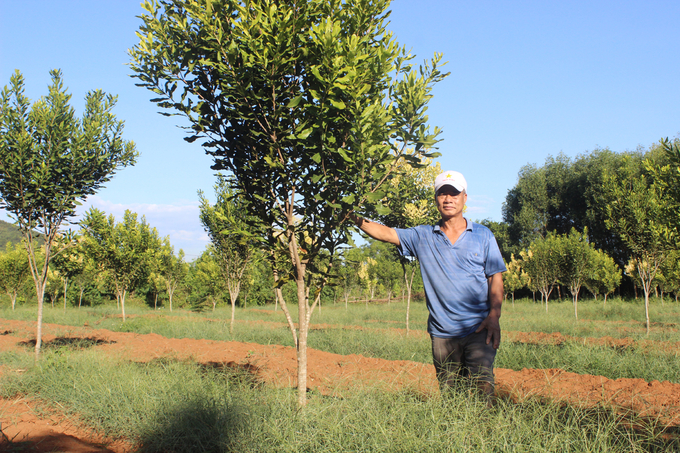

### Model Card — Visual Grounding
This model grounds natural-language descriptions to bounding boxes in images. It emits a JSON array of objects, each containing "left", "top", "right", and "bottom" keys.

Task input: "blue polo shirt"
[{"left": 395, "top": 219, "right": 506, "bottom": 338}]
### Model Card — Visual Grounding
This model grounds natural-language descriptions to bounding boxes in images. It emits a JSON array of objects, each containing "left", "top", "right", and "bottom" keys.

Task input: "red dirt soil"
[{"left": 1, "top": 318, "right": 679, "bottom": 452}]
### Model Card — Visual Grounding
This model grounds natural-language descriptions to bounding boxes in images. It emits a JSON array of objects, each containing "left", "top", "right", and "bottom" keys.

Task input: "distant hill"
[{"left": 0, "top": 219, "right": 45, "bottom": 247}]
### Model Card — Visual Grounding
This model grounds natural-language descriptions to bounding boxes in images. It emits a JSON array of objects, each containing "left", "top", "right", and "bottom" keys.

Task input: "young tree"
[
  {"left": 50, "top": 235, "right": 86, "bottom": 310},
  {"left": 602, "top": 157, "right": 675, "bottom": 334},
  {"left": 130, "top": 0, "right": 448, "bottom": 406},
  {"left": 193, "top": 247, "right": 227, "bottom": 312},
  {"left": 0, "top": 70, "right": 136, "bottom": 357},
  {"left": 338, "top": 247, "right": 361, "bottom": 309},
  {"left": 199, "top": 180, "right": 256, "bottom": 333},
  {"left": 370, "top": 240, "right": 403, "bottom": 305},
  {"left": 585, "top": 249, "right": 621, "bottom": 304},
  {"left": 357, "top": 256, "right": 378, "bottom": 308},
  {"left": 0, "top": 241, "right": 30, "bottom": 310},
  {"left": 81, "top": 208, "right": 161, "bottom": 321},
  {"left": 503, "top": 254, "right": 528, "bottom": 305},
  {"left": 72, "top": 258, "right": 98, "bottom": 308},
  {"left": 520, "top": 233, "right": 562, "bottom": 312},
  {"left": 147, "top": 270, "right": 166, "bottom": 310},
  {"left": 151, "top": 237, "right": 188, "bottom": 311},
  {"left": 559, "top": 228, "right": 597, "bottom": 319}
]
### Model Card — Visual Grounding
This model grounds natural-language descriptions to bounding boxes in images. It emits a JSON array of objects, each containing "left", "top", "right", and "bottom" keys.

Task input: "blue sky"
[{"left": 2, "top": 0, "right": 679, "bottom": 259}]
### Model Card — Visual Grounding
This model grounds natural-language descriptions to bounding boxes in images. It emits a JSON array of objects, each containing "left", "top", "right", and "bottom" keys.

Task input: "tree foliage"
[
  {"left": 503, "top": 254, "right": 528, "bottom": 304},
  {"left": 50, "top": 234, "right": 87, "bottom": 310},
  {"left": 150, "top": 237, "right": 188, "bottom": 311},
  {"left": 199, "top": 178, "right": 257, "bottom": 332},
  {"left": 502, "top": 149, "right": 650, "bottom": 266},
  {"left": 584, "top": 249, "right": 621, "bottom": 304},
  {"left": 558, "top": 228, "right": 597, "bottom": 319},
  {"left": 81, "top": 208, "right": 161, "bottom": 321},
  {"left": 130, "top": 0, "right": 448, "bottom": 406},
  {"left": 602, "top": 155, "right": 676, "bottom": 334},
  {"left": 0, "top": 241, "right": 30, "bottom": 310},
  {"left": 520, "top": 233, "right": 562, "bottom": 310},
  {"left": 0, "top": 69, "right": 136, "bottom": 356}
]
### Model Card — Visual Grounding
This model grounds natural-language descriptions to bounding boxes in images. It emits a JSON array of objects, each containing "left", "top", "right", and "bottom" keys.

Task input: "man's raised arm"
[{"left": 351, "top": 215, "right": 400, "bottom": 246}]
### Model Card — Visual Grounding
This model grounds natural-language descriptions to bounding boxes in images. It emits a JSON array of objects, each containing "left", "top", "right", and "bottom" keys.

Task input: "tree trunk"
[
  {"left": 31, "top": 270, "right": 49, "bottom": 359},
  {"left": 273, "top": 271, "right": 297, "bottom": 346},
  {"left": 230, "top": 296, "right": 236, "bottom": 334},
  {"left": 644, "top": 288, "right": 650, "bottom": 335},
  {"left": 573, "top": 293, "right": 578, "bottom": 320},
  {"left": 168, "top": 284, "right": 175, "bottom": 311},
  {"left": 121, "top": 290, "right": 127, "bottom": 321},
  {"left": 63, "top": 277, "right": 68, "bottom": 311},
  {"left": 35, "top": 292, "right": 44, "bottom": 359},
  {"left": 26, "top": 242, "right": 52, "bottom": 360},
  {"left": 295, "top": 268, "right": 308, "bottom": 408}
]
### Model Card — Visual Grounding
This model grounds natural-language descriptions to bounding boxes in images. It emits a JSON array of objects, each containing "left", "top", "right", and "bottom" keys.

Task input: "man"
[{"left": 353, "top": 170, "right": 506, "bottom": 402}]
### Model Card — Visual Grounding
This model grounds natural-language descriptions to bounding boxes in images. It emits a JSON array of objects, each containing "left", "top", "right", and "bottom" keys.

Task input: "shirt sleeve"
[
  {"left": 394, "top": 227, "right": 420, "bottom": 258},
  {"left": 484, "top": 234, "right": 507, "bottom": 277}
]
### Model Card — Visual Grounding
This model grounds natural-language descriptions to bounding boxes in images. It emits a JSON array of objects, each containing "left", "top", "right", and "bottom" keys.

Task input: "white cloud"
[
  {"left": 466, "top": 194, "right": 499, "bottom": 220},
  {"left": 70, "top": 196, "right": 210, "bottom": 260}
]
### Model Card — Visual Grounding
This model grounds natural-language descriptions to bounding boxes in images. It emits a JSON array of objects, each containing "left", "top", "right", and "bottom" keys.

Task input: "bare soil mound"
[{"left": 1, "top": 318, "right": 679, "bottom": 452}]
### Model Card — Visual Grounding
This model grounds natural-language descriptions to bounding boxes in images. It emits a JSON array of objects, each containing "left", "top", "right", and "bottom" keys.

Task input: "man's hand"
[
  {"left": 476, "top": 272, "right": 503, "bottom": 349},
  {"left": 476, "top": 313, "right": 501, "bottom": 349}
]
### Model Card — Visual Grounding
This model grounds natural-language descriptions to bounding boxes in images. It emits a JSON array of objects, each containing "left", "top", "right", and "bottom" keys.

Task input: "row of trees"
[
  {"left": 0, "top": 217, "right": 426, "bottom": 314},
  {"left": 0, "top": 210, "right": 188, "bottom": 316},
  {"left": 500, "top": 139, "right": 680, "bottom": 333},
  {"left": 504, "top": 228, "right": 622, "bottom": 315}
]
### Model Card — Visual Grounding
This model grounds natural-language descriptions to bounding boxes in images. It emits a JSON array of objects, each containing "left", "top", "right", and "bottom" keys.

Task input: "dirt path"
[{"left": 1, "top": 318, "right": 679, "bottom": 452}]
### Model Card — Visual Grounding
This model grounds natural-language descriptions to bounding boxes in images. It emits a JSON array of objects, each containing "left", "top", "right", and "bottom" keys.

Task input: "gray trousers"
[{"left": 431, "top": 329, "right": 496, "bottom": 395}]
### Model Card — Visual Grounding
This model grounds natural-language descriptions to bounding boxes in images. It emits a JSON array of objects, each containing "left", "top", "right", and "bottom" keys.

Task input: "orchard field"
[{"left": 1, "top": 296, "right": 679, "bottom": 452}]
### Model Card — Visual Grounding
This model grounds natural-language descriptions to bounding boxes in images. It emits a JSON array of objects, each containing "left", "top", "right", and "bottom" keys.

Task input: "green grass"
[
  {"left": 2, "top": 298, "right": 680, "bottom": 451},
  {"left": 502, "top": 296, "right": 680, "bottom": 342},
  {"left": 1, "top": 347, "right": 676, "bottom": 453},
  {"left": 2, "top": 297, "right": 679, "bottom": 383}
]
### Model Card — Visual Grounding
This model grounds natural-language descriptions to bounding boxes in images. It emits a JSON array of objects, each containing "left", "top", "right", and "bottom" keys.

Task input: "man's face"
[{"left": 436, "top": 185, "right": 467, "bottom": 219}]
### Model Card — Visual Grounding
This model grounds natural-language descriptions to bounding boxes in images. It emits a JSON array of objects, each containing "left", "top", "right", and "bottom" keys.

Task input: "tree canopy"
[
  {"left": 0, "top": 69, "right": 136, "bottom": 356},
  {"left": 130, "top": 0, "right": 448, "bottom": 406}
]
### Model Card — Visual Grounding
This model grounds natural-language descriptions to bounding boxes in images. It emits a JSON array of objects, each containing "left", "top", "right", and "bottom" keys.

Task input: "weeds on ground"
[{"left": 0, "top": 346, "right": 677, "bottom": 452}]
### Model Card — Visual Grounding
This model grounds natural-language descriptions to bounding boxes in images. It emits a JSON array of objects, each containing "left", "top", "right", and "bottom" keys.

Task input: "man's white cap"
[{"left": 435, "top": 170, "right": 467, "bottom": 194}]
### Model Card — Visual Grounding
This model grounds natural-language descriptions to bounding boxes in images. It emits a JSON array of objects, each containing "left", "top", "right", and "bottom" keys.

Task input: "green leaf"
[
  {"left": 297, "top": 128, "right": 313, "bottom": 140},
  {"left": 286, "top": 95, "right": 303, "bottom": 108},
  {"left": 375, "top": 204, "right": 392, "bottom": 215},
  {"left": 366, "top": 191, "right": 386, "bottom": 202},
  {"left": 336, "top": 148, "right": 353, "bottom": 163},
  {"left": 342, "top": 194, "right": 355, "bottom": 204},
  {"left": 329, "top": 99, "right": 346, "bottom": 109}
]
